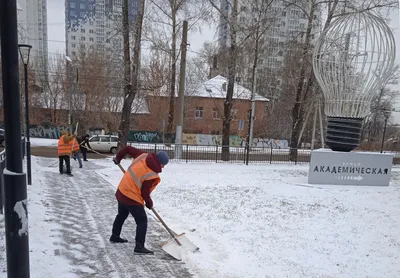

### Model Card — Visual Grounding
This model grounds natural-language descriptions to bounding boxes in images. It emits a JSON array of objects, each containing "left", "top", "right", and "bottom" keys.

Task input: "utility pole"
[
  {"left": 66, "top": 56, "right": 73, "bottom": 131},
  {"left": 248, "top": 74, "right": 257, "bottom": 147},
  {"left": 0, "top": 0, "right": 30, "bottom": 277},
  {"left": 175, "top": 20, "right": 188, "bottom": 159}
]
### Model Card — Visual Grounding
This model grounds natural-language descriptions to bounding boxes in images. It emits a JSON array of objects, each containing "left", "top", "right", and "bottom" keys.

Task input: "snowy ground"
[
  {"left": 1, "top": 155, "right": 400, "bottom": 277},
  {"left": 96, "top": 158, "right": 400, "bottom": 278}
]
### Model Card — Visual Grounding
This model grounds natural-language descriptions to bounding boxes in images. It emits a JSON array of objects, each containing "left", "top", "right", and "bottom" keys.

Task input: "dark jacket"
[
  {"left": 79, "top": 135, "right": 91, "bottom": 150},
  {"left": 115, "top": 146, "right": 163, "bottom": 208}
]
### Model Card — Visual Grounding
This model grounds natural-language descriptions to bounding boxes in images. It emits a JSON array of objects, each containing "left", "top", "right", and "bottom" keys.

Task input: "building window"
[
  {"left": 81, "top": 28, "right": 85, "bottom": 33},
  {"left": 212, "top": 108, "right": 219, "bottom": 119},
  {"left": 195, "top": 107, "right": 204, "bottom": 119},
  {"left": 80, "top": 4, "right": 86, "bottom": 9},
  {"left": 282, "top": 11, "right": 286, "bottom": 16},
  {"left": 72, "top": 51, "right": 76, "bottom": 56},
  {"left": 80, "top": 12, "right": 85, "bottom": 17},
  {"left": 89, "top": 37, "right": 94, "bottom": 42},
  {"left": 89, "top": 21, "right": 94, "bottom": 25},
  {"left": 70, "top": 3, "right": 76, "bottom": 8},
  {"left": 71, "top": 36, "right": 76, "bottom": 40},
  {"left": 70, "top": 11, "right": 76, "bottom": 16},
  {"left": 89, "top": 29, "right": 94, "bottom": 34},
  {"left": 72, "top": 43, "right": 76, "bottom": 48},
  {"left": 81, "top": 36, "right": 86, "bottom": 41}
]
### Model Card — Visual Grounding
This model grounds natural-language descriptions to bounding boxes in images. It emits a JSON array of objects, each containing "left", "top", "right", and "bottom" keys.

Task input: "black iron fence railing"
[
  {"left": 127, "top": 143, "right": 312, "bottom": 164},
  {"left": 127, "top": 142, "right": 400, "bottom": 165}
]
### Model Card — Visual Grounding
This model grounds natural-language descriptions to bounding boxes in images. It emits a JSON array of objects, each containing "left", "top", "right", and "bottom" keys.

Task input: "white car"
[{"left": 88, "top": 135, "right": 119, "bottom": 154}]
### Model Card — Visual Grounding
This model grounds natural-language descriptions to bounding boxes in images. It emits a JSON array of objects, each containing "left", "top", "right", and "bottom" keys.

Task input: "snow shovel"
[{"left": 117, "top": 164, "right": 199, "bottom": 254}]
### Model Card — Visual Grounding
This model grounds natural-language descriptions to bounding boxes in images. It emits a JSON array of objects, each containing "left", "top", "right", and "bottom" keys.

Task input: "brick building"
[
  {"left": 4, "top": 75, "right": 269, "bottom": 137},
  {"left": 134, "top": 75, "right": 269, "bottom": 136}
]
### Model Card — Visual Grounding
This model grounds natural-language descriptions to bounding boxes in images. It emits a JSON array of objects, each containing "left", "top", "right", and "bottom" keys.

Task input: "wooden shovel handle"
[
  {"left": 151, "top": 208, "right": 182, "bottom": 246},
  {"left": 117, "top": 163, "right": 126, "bottom": 173}
]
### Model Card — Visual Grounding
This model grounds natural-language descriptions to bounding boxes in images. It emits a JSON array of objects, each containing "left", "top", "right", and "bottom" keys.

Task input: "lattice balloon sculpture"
[{"left": 313, "top": 11, "right": 396, "bottom": 152}]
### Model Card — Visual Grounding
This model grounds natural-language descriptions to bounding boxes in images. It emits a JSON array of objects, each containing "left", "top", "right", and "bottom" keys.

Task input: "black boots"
[
  {"left": 109, "top": 235, "right": 128, "bottom": 243},
  {"left": 134, "top": 242, "right": 154, "bottom": 255}
]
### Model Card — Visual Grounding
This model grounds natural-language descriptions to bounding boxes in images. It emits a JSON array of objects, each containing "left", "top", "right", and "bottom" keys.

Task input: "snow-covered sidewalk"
[{"left": 0, "top": 156, "right": 192, "bottom": 278}]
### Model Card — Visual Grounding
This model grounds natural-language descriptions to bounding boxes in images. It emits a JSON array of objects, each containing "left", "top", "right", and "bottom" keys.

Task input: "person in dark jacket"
[
  {"left": 110, "top": 146, "right": 169, "bottom": 255},
  {"left": 79, "top": 134, "right": 91, "bottom": 161}
]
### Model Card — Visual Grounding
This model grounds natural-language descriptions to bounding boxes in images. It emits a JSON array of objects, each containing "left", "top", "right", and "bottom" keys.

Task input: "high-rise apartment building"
[
  {"left": 65, "top": 0, "right": 139, "bottom": 61},
  {"left": 218, "top": 0, "right": 321, "bottom": 72},
  {"left": 16, "top": 0, "right": 49, "bottom": 80}
]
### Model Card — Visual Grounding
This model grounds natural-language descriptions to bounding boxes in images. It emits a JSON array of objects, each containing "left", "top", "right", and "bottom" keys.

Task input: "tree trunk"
[
  {"left": 118, "top": 0, "right": 145, "bottom": 149},
  {"left": 289, "top": 0, "right": 316, "bottom": 160},
  {"left": 289, "top": 0, "right": 338, "bottom": 160},
  {"left": 166, "top": 10, "right": 177, "bottom": 143},
  {"left": 221, "top": 0, "right": 238, "bottom": 161}
]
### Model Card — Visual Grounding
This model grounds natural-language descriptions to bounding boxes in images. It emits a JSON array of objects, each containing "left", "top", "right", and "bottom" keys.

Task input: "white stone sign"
[{"left": 308, "top": 149, "right": 393, "bottom": 186}]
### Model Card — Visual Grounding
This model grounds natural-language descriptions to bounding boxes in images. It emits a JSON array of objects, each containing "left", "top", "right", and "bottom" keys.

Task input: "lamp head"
[{"left": 18, "top": 44, "right": 32, "bottom": 65}]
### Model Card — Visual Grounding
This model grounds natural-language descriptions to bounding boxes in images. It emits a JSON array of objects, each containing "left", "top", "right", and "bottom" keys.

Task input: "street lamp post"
[
  {"left": 18, "top": 44, "right": 32, "bottom": 185},
  {"left": 1, "top": 1, "right": 30, "bottom": 277}
]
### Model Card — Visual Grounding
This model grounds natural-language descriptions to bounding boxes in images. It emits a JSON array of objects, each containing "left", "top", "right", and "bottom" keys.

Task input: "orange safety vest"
[
  {"left": 72, "top": 138, "right": 80, "bottom": 152},
  {"left": 58, "top": 135, "right": 72, "bottom": 156},
  {"left": 118, "top": 153, "right": 160, "bottom": 206}
]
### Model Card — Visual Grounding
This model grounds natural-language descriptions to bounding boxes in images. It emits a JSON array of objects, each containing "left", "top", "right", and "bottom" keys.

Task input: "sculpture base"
[
  {"left": 308, "top": 149, "right": 393, "bottom": 186},
  {"left": 326, "top": 117, "right": 363, "bottom": 152}
]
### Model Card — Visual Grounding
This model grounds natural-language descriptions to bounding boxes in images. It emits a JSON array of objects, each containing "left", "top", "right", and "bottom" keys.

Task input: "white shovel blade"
[
  {"left": 161, "top": 240, "right": 182, "bottom": 261},
  {"left": 176, "top": 233, "right": 199, "bottom": 253}
]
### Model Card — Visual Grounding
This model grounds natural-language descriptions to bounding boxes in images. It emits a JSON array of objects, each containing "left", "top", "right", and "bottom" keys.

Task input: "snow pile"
[
  {"left": 95, "top": 159, "right": 400, "bottom": 278},
  {"left": 30, "top": 138, "right": 59, "bottom": 147}
]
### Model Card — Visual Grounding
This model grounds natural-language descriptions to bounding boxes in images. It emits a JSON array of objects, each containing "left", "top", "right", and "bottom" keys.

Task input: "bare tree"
[
  {"left": 36, "top": 53, "right": 67, "bottom": 124},
  {"left": 118, "top": 0, "right": 146, "bottom": 148},
  {"left": 207, "top": 0, "right": 239, "bottom": 160},
  {"left": 146, "top": 0, "right": 211, "bottom": 142}
]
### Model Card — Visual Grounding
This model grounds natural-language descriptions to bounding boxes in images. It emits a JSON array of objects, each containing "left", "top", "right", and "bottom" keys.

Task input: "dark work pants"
[
  {"left": 81, "top": 148, "right": 87, "bottom": 160},
  {"left": 112, "top": 202, "right": 148, "bottom": 246},
  {"left": 59, "top": 155, "right": 71, "bottom": 174}
]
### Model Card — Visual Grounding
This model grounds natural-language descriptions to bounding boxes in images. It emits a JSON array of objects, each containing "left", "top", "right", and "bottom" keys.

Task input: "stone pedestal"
[{"left": 308, "top": 149, "right": 393, "bottom": 186}]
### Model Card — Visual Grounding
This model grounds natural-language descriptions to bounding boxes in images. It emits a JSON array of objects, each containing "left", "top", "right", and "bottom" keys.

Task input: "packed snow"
[{"left": 1, "top": 155, "right": 400, "bottom": 277}]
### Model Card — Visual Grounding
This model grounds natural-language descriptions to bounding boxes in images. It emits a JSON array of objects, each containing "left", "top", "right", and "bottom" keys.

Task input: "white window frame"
[{"left": 195, "top": 107, "right": 204, "bottom": 119}]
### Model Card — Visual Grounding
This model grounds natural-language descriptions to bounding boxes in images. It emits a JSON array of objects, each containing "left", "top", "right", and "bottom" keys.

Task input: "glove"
[
  {"left": 145, "top": 198, "right": 153, "bottom": 210},
  {"left": 113, "top": 157, "right": 119, "bottom": 165}
]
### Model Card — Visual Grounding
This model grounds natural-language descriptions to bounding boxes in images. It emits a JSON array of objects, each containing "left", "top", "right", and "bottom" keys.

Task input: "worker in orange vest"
[
  {"left": 110, "top": 146, "right": 169, "bottom": 255},
  {"left": 71, "top": 137, "right": 83, "bottom": 168},
  {"left": 58, "top": 130, "right": 76, "bottom": 176}
]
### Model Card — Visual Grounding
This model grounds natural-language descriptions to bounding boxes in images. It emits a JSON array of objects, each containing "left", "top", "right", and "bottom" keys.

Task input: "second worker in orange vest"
[{"left": 110, "top": 146, "right": 169, "bottom": 255}]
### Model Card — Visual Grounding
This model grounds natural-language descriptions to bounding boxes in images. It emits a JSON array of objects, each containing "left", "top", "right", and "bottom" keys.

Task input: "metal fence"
[
  {"left": 127, "top": 142, "right": 400, "bottom": 165},
  {"left": 127, "top": 142, "right": 312, "bottom": 164},
  {"left": 0, "top": 137, "right": 25, "bottom": 214}
]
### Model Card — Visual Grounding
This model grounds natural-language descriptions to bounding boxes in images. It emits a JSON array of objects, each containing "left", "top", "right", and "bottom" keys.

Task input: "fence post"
[
  {"left": 295, "top": 148, "right": 298, "bottom": 165},
  {"left": 215, "top": 144, "right": 218, "bottom": 163},
  {"left": 154, "top": 143, "right": 157, "bottom": 153},
  {"left": 186, "top": 144, "right": 189, "bottom": 163},
  {"left": 270, "top": 146, "right": 273, "bottom": 164}
]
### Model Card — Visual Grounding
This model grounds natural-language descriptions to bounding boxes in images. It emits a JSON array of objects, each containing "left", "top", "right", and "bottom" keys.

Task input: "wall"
[
  {"left": 26, "top": 124, "right": 288, "bottom": 148},
  {"left": 29, "top": 125, "right": 68, "bottom": 139}
]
